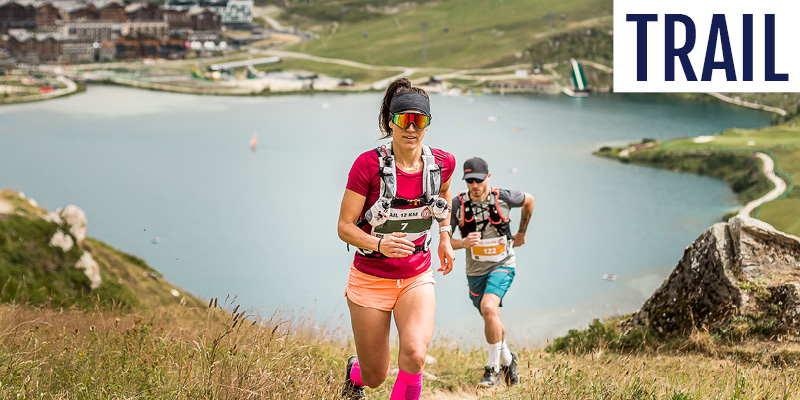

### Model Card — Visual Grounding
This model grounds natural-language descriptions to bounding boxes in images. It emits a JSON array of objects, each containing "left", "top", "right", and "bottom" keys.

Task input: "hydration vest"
[
  {"left": 457, "top": 187, "right": 511, "bottom": 239},
  {"left": 355, "top": 142, "right": 444, "bottom": 258}
]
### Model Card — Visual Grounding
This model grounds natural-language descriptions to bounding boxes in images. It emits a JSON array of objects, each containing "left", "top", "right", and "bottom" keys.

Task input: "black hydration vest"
[
  {"left": 457, "top": 188, "right": 511, "bottom": 239},
  {"left": 353, "top": 142, "right": 443, "bottom": 258}
]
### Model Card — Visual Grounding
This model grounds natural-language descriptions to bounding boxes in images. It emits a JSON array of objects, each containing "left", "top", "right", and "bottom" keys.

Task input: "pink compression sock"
[
  {"left": 350, "top": 360, "right": 365, "bottom": 387},
  {"left": 390, "top": 369, "right": 423, "bottom": 400}
]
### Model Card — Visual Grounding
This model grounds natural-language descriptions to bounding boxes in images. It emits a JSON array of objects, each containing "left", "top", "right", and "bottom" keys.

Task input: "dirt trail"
[
  {"left": 738, "top": 152, "right": 788, "bottom": 218},
  {"left": 422, "top": 389, "right": 480, "bottom": 399}
]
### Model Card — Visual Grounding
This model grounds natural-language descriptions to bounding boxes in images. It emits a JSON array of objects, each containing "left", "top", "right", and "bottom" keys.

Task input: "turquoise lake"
[{"left": 0, "top": 86, "right": 771, "bottom": 345}]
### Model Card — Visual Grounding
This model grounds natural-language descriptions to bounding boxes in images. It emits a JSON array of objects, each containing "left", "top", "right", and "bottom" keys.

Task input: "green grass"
[
  {"left": 596, "top": 121, "right": 800, "bottom": 235},
  {"left": 289, "top": 0, "right": 612, "bottom": 68},
  {"left": 659, "top": 125, "right": 800, "bottom": 235},
  {"left": 255, "top": 57, "right": 401, "bottom": 83},
  {"left": 0, "top": 190, "right": 203, "bottom": 311}
]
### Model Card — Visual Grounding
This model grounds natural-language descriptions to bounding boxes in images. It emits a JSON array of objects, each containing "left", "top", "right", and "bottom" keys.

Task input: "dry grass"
[
  {"left": 1, "top": 300, "right": 799, "bottom": 399},
  {"left": 0, "top": 297, "right": 349, "bottom": 399}
]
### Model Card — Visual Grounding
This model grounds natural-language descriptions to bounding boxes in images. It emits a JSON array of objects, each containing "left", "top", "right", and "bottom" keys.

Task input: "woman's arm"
[
  {"left": 437, "top": 177, "right": 456, "bottom": 274},
  {"left": 338, "top": 189, "right": 415, "bottom": 257}
]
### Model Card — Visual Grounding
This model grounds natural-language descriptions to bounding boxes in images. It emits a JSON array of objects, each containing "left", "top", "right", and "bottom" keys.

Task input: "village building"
[
  {"left": 125, "top": 2, "right": 161, "bottom": 22},
  {"left": 164, "top": 0, "right": 251, "bottom": 25},
  {"left": 0, "top": 0, "right": 36, "bottom": 31},
  {"left": 34, "top": 2, "right": 58, "bottom": 29},
  {"left": 5, "top": 28, "right": 60, "bottom": 62},
  {"left": 58, "top": 20, "right": 121, "bottom": 42},
  {"left": 121, "top": 20, "right": 168, "bottom": 39},
  {"left": 189, "top": 8, "right": 220, "bottom": 32}
]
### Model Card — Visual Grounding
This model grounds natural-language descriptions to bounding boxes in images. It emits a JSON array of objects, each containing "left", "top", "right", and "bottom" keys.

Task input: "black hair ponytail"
[{"left": 378, "top": 77, "right": 429, "bottom": 139}]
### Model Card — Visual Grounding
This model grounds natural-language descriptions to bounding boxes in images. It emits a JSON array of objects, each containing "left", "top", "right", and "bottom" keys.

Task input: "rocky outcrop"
[
  {"left": 43, "top": 203, "right": 102, "bottom": 289},
  {"left": 44, "top": 205, "right": 87, "bottom": 245},
  {"left": 49, "top": 230, "right": 74, "bottom": 252},
  {"left": 628, "top": 216, "right": 800, "bottom": 335},
  {"left": 75, "top": 252, "right": 102, "bottom": 289}
]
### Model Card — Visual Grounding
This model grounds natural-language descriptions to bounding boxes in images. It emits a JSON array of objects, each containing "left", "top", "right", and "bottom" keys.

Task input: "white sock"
[
  {"left": 500, "top": 340, "right": 513, "bottom": 366},
  {"left": 487, "top": 341, "right": 501, "bottom": 371}
]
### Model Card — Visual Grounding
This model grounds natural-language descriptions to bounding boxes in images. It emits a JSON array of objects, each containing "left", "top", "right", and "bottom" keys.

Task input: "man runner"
[{"left": 449, "top": 157, "right": 534, "bottom": 388}]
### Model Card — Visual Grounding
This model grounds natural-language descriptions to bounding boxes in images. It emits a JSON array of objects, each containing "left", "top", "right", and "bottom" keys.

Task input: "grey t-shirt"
[{"left": 451, "top": 189, "right": 525, "bottom": 276}]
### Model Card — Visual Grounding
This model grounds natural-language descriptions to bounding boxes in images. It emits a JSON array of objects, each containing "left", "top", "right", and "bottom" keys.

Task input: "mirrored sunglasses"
[{"left": 392, "top": 113, "right": 431, "bottom": 130}]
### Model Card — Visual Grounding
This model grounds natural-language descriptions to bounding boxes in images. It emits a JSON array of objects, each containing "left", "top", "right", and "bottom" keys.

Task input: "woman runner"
[{"left": 337, "top": 77, "right": 456, "bottom": 400}]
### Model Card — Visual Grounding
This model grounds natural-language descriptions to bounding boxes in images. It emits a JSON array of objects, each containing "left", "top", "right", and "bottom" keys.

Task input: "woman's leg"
[
  {"left": 347, "top": 297, "right": 393, "bottom": 388},
  {"left": 391, "top": 283, "right": 436, "bottom": 400},
  {"left": 393, "top": 283, "right": 436, "bottom": 372}
]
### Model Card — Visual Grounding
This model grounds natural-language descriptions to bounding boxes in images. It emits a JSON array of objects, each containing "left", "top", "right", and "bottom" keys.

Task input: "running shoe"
[
  {"left": 478, "top": 366, "right": 500, "bottom": 387},
  {"left": 501, "top": 351, "right": 519, "bottom": 386},
  {"left": 342, "top": 355, "right": 366, "bottom": 400}
]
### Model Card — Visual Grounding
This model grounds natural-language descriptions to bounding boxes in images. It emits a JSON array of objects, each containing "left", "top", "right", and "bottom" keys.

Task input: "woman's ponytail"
[{"left": 378, "top": 77, "right": 429, "bottom": 139}]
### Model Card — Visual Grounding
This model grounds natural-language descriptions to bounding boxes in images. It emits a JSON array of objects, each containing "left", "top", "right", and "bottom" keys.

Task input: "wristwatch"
[{"left": 439, "top": 225, "right": 452, "bottom": 235}]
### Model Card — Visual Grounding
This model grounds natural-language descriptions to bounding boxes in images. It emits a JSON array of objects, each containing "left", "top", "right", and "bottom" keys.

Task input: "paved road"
[{"left": 738, "top": 152, "right": 788, "bottom": 218}]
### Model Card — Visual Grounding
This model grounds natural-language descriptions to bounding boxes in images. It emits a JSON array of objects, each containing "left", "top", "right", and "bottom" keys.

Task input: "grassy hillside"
[
  {"left": 2, "top": 188, "right": 799, "bottom": 398},
  {"left": 288, "top": 0, "right": 612, "bottom": 68},
  {"left": 595, "top": 120, "right": 800, "bottom": 236},
  {"left": 0, "top": 189, "right": 203, "bottom": 311}
]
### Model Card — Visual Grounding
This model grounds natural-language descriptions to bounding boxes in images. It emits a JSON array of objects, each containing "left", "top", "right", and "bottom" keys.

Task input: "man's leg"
[
  {"left": 481, "top": 267, "right": 517, "bottom": 387},
  {"left": 480, "top": 293, "right": 504, "bottom": 379},
  {"left": 480, "top": 293, "right": 504, "bottom": 344}
]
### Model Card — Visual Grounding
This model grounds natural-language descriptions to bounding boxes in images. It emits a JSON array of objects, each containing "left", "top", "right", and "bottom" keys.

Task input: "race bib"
[
  {"left": 372, "top": 206, "right": 433, "bottom": 242},
  {"left": 471, "top": 237, "right": 508, "bottom": 262}
]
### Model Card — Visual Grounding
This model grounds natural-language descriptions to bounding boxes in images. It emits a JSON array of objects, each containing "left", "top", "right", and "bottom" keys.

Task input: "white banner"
[{"left": 614, "top": 0, "right": 800, "bottom": 92}]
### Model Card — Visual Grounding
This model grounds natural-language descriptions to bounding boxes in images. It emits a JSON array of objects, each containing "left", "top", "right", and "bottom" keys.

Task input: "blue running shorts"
[{"left": 467, "top": 266, "right": 515, "bottom": 312}]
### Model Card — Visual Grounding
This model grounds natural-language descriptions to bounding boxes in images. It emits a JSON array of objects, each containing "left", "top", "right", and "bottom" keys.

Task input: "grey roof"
[
  {"left": 7, "top": 28, "right": 62, "bottom": 41},
  {"left": 124, "top": 2, "right": 146, "bottom": 13},
  {"left": 0, "top": 0, "right": 125, "bottom": 11}
]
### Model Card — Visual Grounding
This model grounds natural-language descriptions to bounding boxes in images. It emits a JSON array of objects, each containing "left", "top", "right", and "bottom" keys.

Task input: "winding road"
[{"left": 738, "top": 152, "right": 788, "bottom": 218}]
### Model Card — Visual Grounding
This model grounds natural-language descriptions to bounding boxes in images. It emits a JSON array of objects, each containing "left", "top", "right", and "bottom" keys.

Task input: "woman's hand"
[
  {"left": 437, "top": 237, "right": 455, "bottom": 275},
  {"left": 379, "top": 232, "right": 415, "bottom": 258}
]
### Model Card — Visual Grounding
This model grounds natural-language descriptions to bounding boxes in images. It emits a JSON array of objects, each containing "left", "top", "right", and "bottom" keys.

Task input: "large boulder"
[
  {"left": 628, "top": 216, "right": 800, "bottom": 335},
  {"left": 44, "top": 205, "right": 88, "bottom": 246},
  {"left": 75, "top": 252, "right": 102, "bottom": 289},
  {"left": 49, "top": 229, "right": 74, "bottom": 252}
]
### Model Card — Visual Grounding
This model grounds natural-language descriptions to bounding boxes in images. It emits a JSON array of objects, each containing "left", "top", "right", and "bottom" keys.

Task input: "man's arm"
[
  {"left": 449, "top": 195, "right": 481, "bottom": 250},
  {"left": 512, "top": 192, "right": 534, "bottom": 247}
]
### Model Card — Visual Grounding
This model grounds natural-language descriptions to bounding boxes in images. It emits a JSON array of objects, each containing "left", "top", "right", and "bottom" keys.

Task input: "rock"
[
  {"left": 49, "top": 229, "right": 74, "bottom": 252},
  {"left": 627, "top": 216, "right": 800, "bottom": 335},
  {"left": 19, "top": 192, "right": 38, "bottom": 207},
  {"left": 43, "top": 211, "right": 61, "bottom": 224},
  {"left": 422, "top": 371, "right": 438, "bottom": 381},
  {"left": 75, "top": 252, "right": 102, "bottom": 289},
  {"left": 43, "top": 205, "right": 88, "bottom": 246},
  {"left": 61, "top": 205, "right": 87, "bottom": 245}
]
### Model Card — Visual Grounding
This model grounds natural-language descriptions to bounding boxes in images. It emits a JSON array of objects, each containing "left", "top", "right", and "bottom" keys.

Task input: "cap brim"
[{"left": 463, "top": 172, "right": 488, "bottom": 180}]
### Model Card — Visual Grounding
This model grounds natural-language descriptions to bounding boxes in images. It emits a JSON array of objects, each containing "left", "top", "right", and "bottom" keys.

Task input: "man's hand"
[
  {"left": 462, "top": 232, "right": 481, "bottom": 248},
  {"left": 512, "top": 232, "right": 526, "bottom": 247}
]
